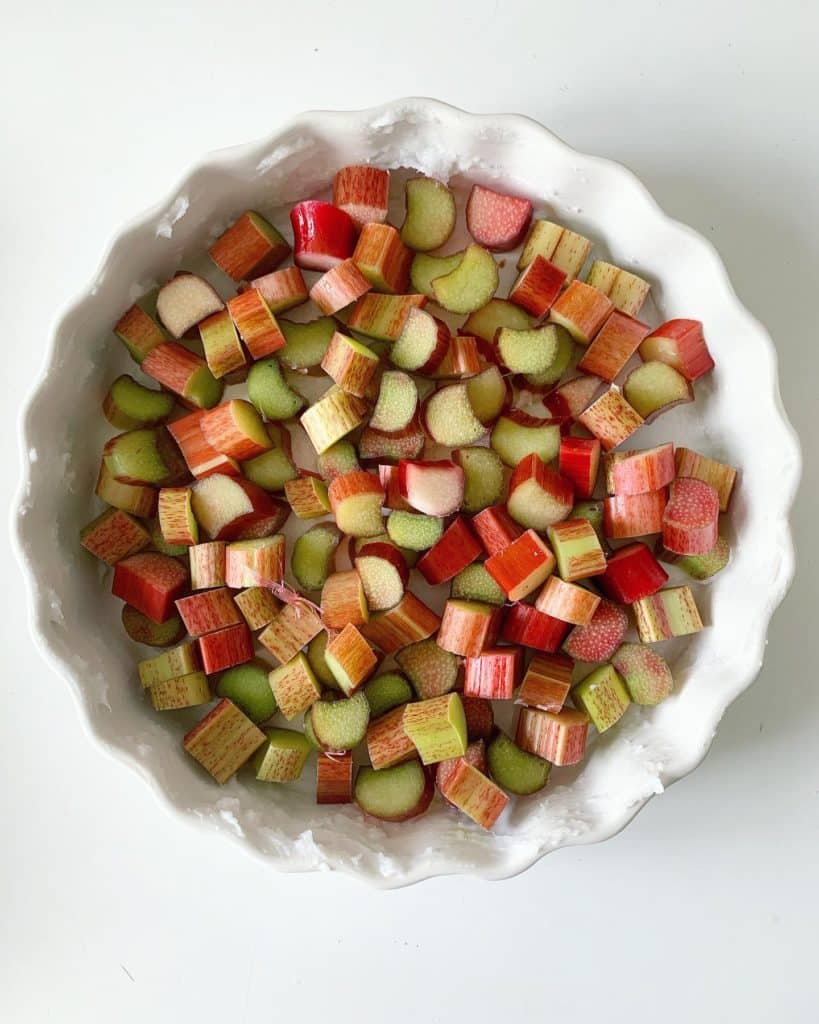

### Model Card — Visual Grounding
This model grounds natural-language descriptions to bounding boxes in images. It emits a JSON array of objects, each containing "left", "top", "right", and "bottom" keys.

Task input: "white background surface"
[{"left": 1, "top": 2, "right": 816, "bottom": 1021}]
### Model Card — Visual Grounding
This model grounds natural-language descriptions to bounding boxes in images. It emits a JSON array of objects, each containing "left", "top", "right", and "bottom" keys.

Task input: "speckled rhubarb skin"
[
  {"left": 183, "top": 699, "right": 266, "bottom": 784},
  {"left": 577, "top": 387, "right": 644, "bottom": 451}
]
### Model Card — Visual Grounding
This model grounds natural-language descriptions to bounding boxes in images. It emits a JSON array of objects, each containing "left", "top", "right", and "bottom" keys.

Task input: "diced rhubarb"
[
  {"left": 310, "top": 259, "right": 371, "bottom": 316},
  {"left": 234, "top": 586, "right": 281, "bottom": 630},
  {"left": 586, "top": 261, "right": 650, "bottom": 317},
  {"left": 300, "top": 387, "right": 368, "bottom": 454},
  {"left": 352, "top": 223, "right": 412, "bottom": 294},
  {"left": 80, "top": 508, "right": 150, "bottom": 565},
  {"left": 156, "top": 273, "right": 224, "bottom": 340},
  {"left": 507, "top": 454, "right": 574, "bottom": 532},
  {"left": 610, "top": 442, "right": 675, "bottom": 495},
  {"left": 662, "top": 477, "right": 720, "bottom": 555},
  {"left": 439, "top": 759, "right": 508, "bottom": 830},
  {"left": 501, "top": 602, "right": 570, "bottom": 653},
  {"left": 142, "top": 342, "right": 223, "bottom": 410},
  {"left": 577, "top": 387, "right": 644, "bottom": 451},
  {"left": 516, "top": 706, "right": 589, "bottom": 766},
  {"left": 191, "top": 475, "right": 288, "bottom": 541},
  {"left": 258, "top": 601, "right": 324, "bottom": 663},
  {"left": 268, "top": 652, "right": 322, "bottom": 718},
  {"left": 346, "top": 293, "right": 427, "bottom": 343},
  {"left": 535, "top": 576, "right": 600, "bottom": 625},
  {"left": 518, "top": 220, "right": 592, "bottom": 282},
  {"left": 321, "top": 569, "right": 369, "bottom": 629},
  {"left": 466, "top": 184, "right": 532, "bottom": 252},
  {"left": 333, "top": 165, "right": 390, "bottom": 229},
  {"left": 674, "top": 447, "right": 737, "bottom": 511},
  {"left": 403, "top": 693, "right": 467, "bottom": 765},
  {"left": 462, "top": 697, "right": 495, "bottom": 740},
  {"left": 112, "top": 552, "right": 189, "bottom": 623},
  {"left": 543, "top": 375, "right": 603, "bottom": 420},
  {"left": 225, "top": 535, "right": 286, "bottom": 588},
  {"left": 656, "top": 536, "right": 732, "bottom": 581},
  {"left": 485, "top": 529, "right": 556, "bottom": 601},
  {"left": 559, "top": 437, "right": 601, "bottom": 500},
  {"left": 176, "top": 587, "right": 241, "bottom": 637},
  {"left": 200, "top": 399, "right": 271, "bottom": 461},
  {"left": 227, "top": 289, "right": 286, "bottom": 360},
  {"left": 183, "top": 699, "right": 265, "bottom": 783},
  {"left": 577, "top": 310, "right": 651, "bottom": 382},
  {"left": 603, "top": 490, "right": 667, "bottom": 539},
  {"left": 508, "top": 255, "right": 566, "bottom": 317},
  {"left": 633, "top": 586, "right": 704, "bottom": 642},
  {"left": 598, "top": 542, "right": 668, "bottom": 604},
  {"left": 549, "top": 280, "right": 613, "bottom": 344},
  {"left": 624, "top": 361, "right": 693, "bottom": 421},
  {"left": 546, "top": 518, "right": 607, "bottom": 581},
  {"left": 563, "top": 598, "right": 628, "bottom": 663},
  {"left": 472, "top": 505, "right": 524, "bottom": 556},
  {"left": 639, "top": 319, "right": 714, "bottom": 381},
  {"left": 355, "top": 542, "right": 409, "bottom": 611},
  {"left": 324, "top": 624, "right": 378, "bottom": 695},
  {"left": 516, "top": 653, "right": 574, "bottom": 713},
  {"left": 167, "top": 409, "right": 241, "bottom": 479},
  {"left": 316, "top": 752, "right": 355, "bottom": 805},
  {"left": 612, "top": 643, "right": 674, "bottom": 705},
  {"left": 399, "top": 459, "right": 464, "bottom": 516},
  {"left": 198, "top": 622, "right": 254, "bottom": 673},
  {"left": 290, "top": 200, "right": 356, "bottom": 272},
  {"left": 321, "top": 331, "right": 379, "bottom": 397},
  {"left": 378, "top": 464, "right": 412, "bottom": 510},
  {"left": 572, "top": 664, "right": 631, "bottom": 732},
  {"left": 284, "top": 474, "right": 331, "bottom": 520},
  {"left": 209, "top": 211, "right": 289, "bottom": 281},
  {"left": 189, "top": 541, "right": 227, "bottom": 590},
  {"left": 390, "top": 307, "right": 450, "bottom": 375},
  {"left": 360, "top": 592, "right": 440, "bottom": 653},
  {"left": 198, "top": 309, "right": 246, "bottom": 379},
  {"left": 358, "top": 414, "right": 426, "bottom": 463},
  {"left": 417, "top": 517, "right": 482, "bottom": 586},
  {"left": 114, "top": 304, "right": 166, "bottom": 363},
  {"left": 463, "top": 647, "right": 522, "bottom": 700},
  {"left": 400, "top": 177, "right": 456, "bottom": 252},
  {"left": 250, "top": 266, "right": 309, "bottom": 314},
  {"left": 436, "top": 740, "right": 487, "bottom": 801}
]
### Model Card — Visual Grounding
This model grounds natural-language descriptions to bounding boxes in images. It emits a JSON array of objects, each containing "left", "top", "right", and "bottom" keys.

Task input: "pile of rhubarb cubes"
[{"left": 80, "top": 164, "right": 737, "bottom": 830}]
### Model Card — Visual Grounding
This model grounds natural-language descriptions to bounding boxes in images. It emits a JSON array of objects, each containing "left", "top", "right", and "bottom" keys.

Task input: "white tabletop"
[{"left": 2, "top": 2, "right": 816, "bottom": 1020}]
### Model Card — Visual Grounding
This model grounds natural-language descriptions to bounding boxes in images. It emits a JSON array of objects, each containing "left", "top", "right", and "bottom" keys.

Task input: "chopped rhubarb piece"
[
  {"left": 123, "top": 605, "right": 185, "bottom": 647},
  {"left": 472, "top": 505, "right": 524, "bottom": 556},
  {"left": 396, "top": 638, "right": 459, "bottom": 698},
  {"left": 156, "top": 273, "right": 224, "bottom": 340},
  {"left": 507, "top": 454, "right": 574, "bottom": 532},
  {"left": 114, "top": 303, "right": 166, "bottom": 363},
  {"left": 198, "top": 309, "right": 246, "bottom": 379},
  {"left": 516, "top": 706, "right": 589, "bottom": 766},
  {"left": 639, "top": 319, "right": 714, "bottom": 381},
  {"left": 291, "top": 523, "right": 340, "bottom": 592},
  {"left": 355, "top": 760, "right": 434, "bottom": 822},
  {"left": 422, "top": 383, "right": 486, "bottom": 447},
  {"left": 284, "top": 474, "right": 330, "bottom": 520},
  {"left": 80, "top": 507, "right": 150, "bottom": 565},
  {"left": 624, "top": 361, "right": 693, "bottom": 421},
  {"left": 253, "top": 728, "right": 312, "bottom": 782},
  {"left": 486, "top": 731, "right": 551, "bottom": 795},
  {"left": 400, "top": 176, "right": 456, "bottom": 252},
  {"left": 209, "top": 211, "right": 289, "bottom": 281},
  {"left": 191, "top": 475, "right": 287, "bottom": 541},
  {"left": 198, "top": 622, "right": 254, "bottom": 673},
  {"left": 559, "top": 437, "right": 601, "bottom": 500},
  {"left": 317, "top": 440, "right": 360, "bottom": 482},
  {"left": 577, "top": 387, "right": 644, "bottom": 451},
  {"left": 227, "top": 289, "right": 286, "bottom": 360},
  {"left": 355, "top": 542, "right": 409, "bottom": 611},
  {"left": 316, "top": 752, "right": 355, "bottom": 804},
  {"left": 328, "top": 470, "right": 384, "bottom": 538},
  {"left": 437, "top": 600, "right": 502, "bottom": 658},
  {"left": 633, "top": 586, "right": 704, "bottom": 642},
  {"left": 462, "top": 697, "right": 495, "bottom": 740},
  {"left": 508, "top": 255, "right": 566, "bottom": 317},
  {"left": 453, "top": 447, "right": 504, "bottom": 515},
  {"left": 366, "top": 705, "right": 417, "bottom": 770},
  {"left": 464, "top": 647, "right": 522, "bottom": 700},
  {"left": 657, "top": 535, "right": 731, "bottom": 580},
  {"left": 466, "top": 184, "right": 532, "bottom": 252},
  {"left": 535, "top": 576, "right": 600, "bottom": 625},
  {"left": 451, "top": 563, "right": 506, "bottom": 606},
  {"left": 403, "top": 693, "right": 468, "bottom": 765},
  {"left": 516, "top": 652, "right": 574, "bottom": 713},
  {"left": 485, "top": 529, "right": 556, "bottom": 601},
  {"left": 432, "top": 244, "right": 499, "bottom": 315},
  {"left": 268, "top": 652, "right": 322, "bottom": 718},
  {"left": 390, "top": 307, "right": 450, "bottom": 374},
  {"left": 200, "top": 399, "right": 271, "bottom": 461},
  {"left": 360, "top": 592, "right": 440, "bottom": 653},
  {"left": 518, "top": 220, "right": 592, "bottom": 281},
  {"left": 549, "top": 280, "right": 613, "bottom": 344},
  {"left": 142, "top": 342, "right": 223, "bottom": 410},
  {"left": 610, "top": 442, "right": 675, "bottom": 495},
  {"left": 573, "top": 664, "right": 631, "bottom": 732},
  {"left": 496, "top": 325, "right": 559, "bottom": 377},
  {"left": 183, "top": 699, "right": 265, "bottom": 783},
  {"left": 320, "top": 331, "right": 379, "bottom": 397},
  {"left": 176, "top": 587, "right": 242, "bottom": 636},
  {"left": 225, "top": 535, "right": 285, "bottom": 588},
  {"left": 309, "top": 259, "right": 371, "bottom": 316},
  {"left": 577, "top": 310, "right": 651, "bottom": 381},
  {"left": 333, "top": 165, "right": 390, "bottom": 228},
  {"left": 258, "top": 601, "right": 323, "bottom": 663},
  {"left": 324, "top": 624, "right": 378, "bottom": 695},
  {"left": 431, "top": 334, "right": 482, "bottom": 379},
  {"left": 417, "top": 517, "right": 482, "bottom": 586},
  {"left": 346, "top": 292, "right": 427, "bottom": 342},
  {"left": 138, "top": 641, "right": 200, "bottom": 688},
  {"left": 363, "top": 672, "right": 413, "bottom": 719},
  {"left": 234, "top": 586, "right": 281, "bottom": 630},
  {"left": 103, "top": 373, "right": 175, "bottom": 431},
  {"left": 462, "top": 297, "right": 533, "bottom": 343},
  {"left": 215, "top": 661, "right": 277, "bottom": 723},
  {"left": 399, "top": 459, "right": 465, "bottom": 516},
  {"left": 467, "top": 364, "right": 512, "bottom": 425},
  {"left": 95, "top": 462, "right": 157, "bottom": 517},
  {"left": 358, "top": 414, "right": 426, "bottom": 463},
  {"left": 662, "top": 477, "right": 720, "bottom": 555},
  {"left": 249, "top": 266, "right": 309, "bottom": 314},
  {"left": 158, "top": 488, "right": 198, "bottom": 547},
  {"left": 166, "top": 409, "right": 240, "bottom": 479},
  {"left": 598, "top": 542, "right": 668, "bottom": 603},
  {"left": 586, "top": 261, "right": 650, "bottom": 317},
  {"left": 603, "top": 490, "right": 667, "bottom": 539},
  {"left": 439, "top": 759, "right": 509, "bottom": 830},
  {"left": 369, "top": 371, "right": 418, "bottom": 433},
  {"left": 563, "top": 598, "right": 628, "bottom": 663},
  {"left": 290, "top": 200, "right": 356, "bottom": 272},
  {"left": 436, "top": 740, "right": 487, "bottom": 801},
  {"left": 147, "top": 671, "right": 211, "bottom": 711},
  {"left": 546, "top": 519, "right": 607, "bottom": 582},
  {"left": 112, "top": 552, "right": 189, "bottom": 623},
  {"left": 352, "top": 223, "right": 412, "bottom": 294},
  {"left": 378, "top": 464, "right": 412, "bottom": 510},
  {"left": 300, "top": 387, "right": 368, "bottom": 454},
  {"left": 501, "top": 602, "right": 570, "bottom": 653},
  {"left": 674, "top": 447, "right": 737, "bottom": 511},
  {"left": 320, "top": 567, "right": 369, "bottom": 628},
  {"left": 612, "top": 643, "right": 674, "bottom": 705},
  {"left": 543, "top": 375, "right": 603, "bottom": 419}
]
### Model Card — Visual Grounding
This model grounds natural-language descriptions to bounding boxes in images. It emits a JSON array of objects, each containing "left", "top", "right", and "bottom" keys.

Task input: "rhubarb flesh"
[
  {"left": 400, "top": 177, "right": 456, "bottom": 252},
  {"left": 216, "top": 660, "right": 277, "bottom": 723},
  {"left": 487, "top": 732, "right": 550, "bottom": 796}
]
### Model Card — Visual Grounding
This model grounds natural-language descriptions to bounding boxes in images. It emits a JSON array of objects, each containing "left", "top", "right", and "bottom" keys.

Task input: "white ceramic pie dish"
[{"left": 14, "top": 98, "right": 800, "bottom": 887}]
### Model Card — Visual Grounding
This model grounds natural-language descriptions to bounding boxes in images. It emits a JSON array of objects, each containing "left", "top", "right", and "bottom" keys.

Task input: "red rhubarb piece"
[
  {"left": 333, "top": 165, "right": 390, "bottom": 229},
  {"left": 508, "top": 255, "right": 566, "bottom": 317},
  {"left": 544, "top": 375, "right": 603, "bottom": 419},
  {"left": 577, "top": 310, "right": 651, "bottom": 382},
  {"left": 610, "top": 443, "right": 675, "bottom": 495},
  {"left": 290, "top": 200, "right": 357, "bottom": 272},
  {"left": 417, "top": 517, "right": 482, "bottom": 585},
  {"left": 466, "top": 184, "right": 533, "bottom": 252},
  {"left": 471, "top": 505, "right": 524, "bottom": 556},
  {"left": 198, "top": 622, "right": 254, "bottom": 674},
  {"left": 639, "top": 319, "right": 715, "bottom": 382},
  {"left": 662, "top": 477, "right": 720, "bottom": 555},
  {"left": 501, "top": 602, "right": 570, "bottom": 652},
  {"left": 563, "top": 599, "right": 628, "bottom": 663},
  {"left": 112, "top": 552, "right": 189, "bottom": 623},
  {"left": 598, "top": 542, "right": 669, "bottom": 604},
  {"left": 463, "top": 647, "right": 522, "bottom": 700},
  {"left": 559, "top": 436, "right": 601, "bottom": 499},
  {"left": 603, "top": 490, "right": 667, "bottom": 539},
  {"left": 461, "top": 697, "right": 495, "bottom": 740},
  {"left": 398, "top": 459, "right": 465, "bottom": 516}
]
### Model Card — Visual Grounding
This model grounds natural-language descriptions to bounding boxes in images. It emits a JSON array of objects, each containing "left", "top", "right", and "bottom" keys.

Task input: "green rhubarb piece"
[
  {"left": 278, "top": 316, "right": 337, "bottom": 370},
  {"left": 114, "top": 303, "right": 167, "bottom": 363},
  {"left": 310, "top": 691, "right": 370, "bottom": 751},
  {"left": 462, "top": 298, "right": 533, "bottom": 343},
  {"left": 547, "top": 520, "right": 605, "bottom": 581},
  {"left": 572, "top": 664, "right": 631, "bottom": 732},
  {"left": 432, "top": 244, "right": 499, "bottom": 315},
  {"left": 497, "top": 326, "right": 559, "bottom": 376},
  {"left": 490, "top": 415, "right": 561, "bottom": 466},
  {"left": 410, "top": 251, "right": 465, "bottom": 298},
  {"left": 465, "top": 366, "right": 508, "bottom": 425},
  {"left": 291, "top": 523, "right": 342, "bottom": 592},
  {"left": 103, "top": 375, "right": 175, "bottom": 430},
  {"left": 247, "top": 357, "right": 305, "bottom": 420},
  {"left": 317, "top": 441, "right": 360, "bottom": 481},
  {"left": 624, "top": 361, "right": 691, "bottom": 419},
  {"left": 611, "top": 643, "right": 674, "bottom": 706},
  {"left": 253, "top": 728, "right": 312, "bottom": 783},
  {"left": 572, "top": 501, "right": 606, "bottom": 545},
  {"left": 103, "top": 427, "right": 188, "bottom": 487},
  {"left": 524, "top": 325, "right": 574, "bottom": 390},
  {"left": 400, "top": 177, "right": 456, "bottom": 252},
  {"left": 121, "top": 605, "right": 185, "bottom": 647},
  {"left": 138, "top": 641, "right": 199, "bottom": 688},
  {"left": 633, "top": 586, "right": 704, "bottom": 642},
  {"left": 661, "top": 536, "right": 731, "bottom": 580},
  {"left": 148, "top": 518, "right": 189, "bottom": 556},
  {"left": 355, "top": 760, "right": 429, "bottom": 822},
  {"left": 306, "top": 631, "right": 342, "bottom": 690},
  {"left": 424, "top": 383, "right": 486, "bottom": 446},
  {"left": 216, "top": 659, "right": 277, "bottom": 723},
  {"left": 450, "top": 563, "right": 506, "bottom": 606},
  {"left": 147, "top": 671, "right": 211, "bottom": 711},
  {"left": 403, "top": 693, "right": 468, "bottom": 765},
  {"left": 369, "top": 371, "right": 418, "bottom": 432},
  {"left": 242, "top": 423, "right": 298, "bottom": 491},
  {"left": 487, "top": 731, "right": 551, "bottom": 795},
  {"left": 363, "top": 673, "right": 414, "bottom": 719},
  {"left": 454, "top": 447, "right": 505, "bottom": 513},
  {"left": 386, "top": 511, "right": 444, "bottom": 551},
  {"left": 302, "top": 709, "right": 321, "bottom": 749},
  {"left": 185, "top": 364, "right": 224, "bottom": 410},
  {"left": 396, "top": 639, "right": 459, "bottom": 699}
]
